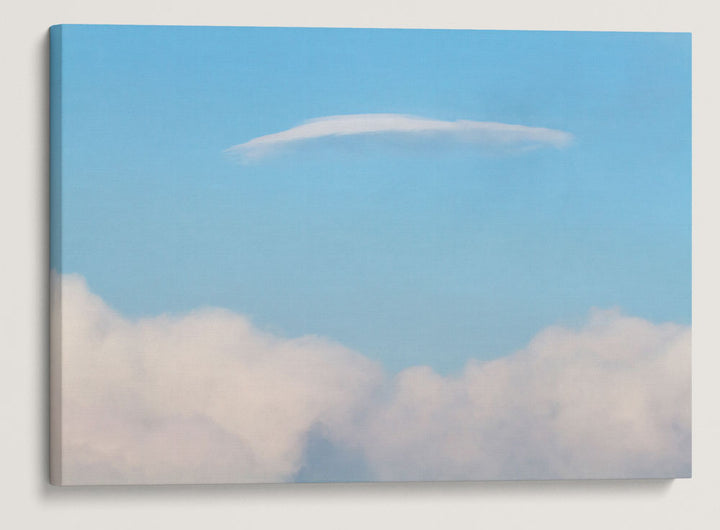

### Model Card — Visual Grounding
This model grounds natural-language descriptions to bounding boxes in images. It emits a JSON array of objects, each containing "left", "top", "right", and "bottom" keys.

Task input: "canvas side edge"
[{"left": 49, "top": 24, "right": 63, "bottom": 486}]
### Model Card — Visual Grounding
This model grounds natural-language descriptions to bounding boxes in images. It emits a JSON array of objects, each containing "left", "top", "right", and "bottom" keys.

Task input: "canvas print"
[{"left": 49, "top": 25, "right": 691, "bottom": 485}]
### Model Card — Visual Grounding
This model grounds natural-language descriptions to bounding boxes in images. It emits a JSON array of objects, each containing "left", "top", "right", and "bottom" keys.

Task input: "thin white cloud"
[
  {"left": 55, "top": 274, "right": 689, "bottom": 484},
  {"left": 226, "top": 114, "right": 574, "bottom": 161}
]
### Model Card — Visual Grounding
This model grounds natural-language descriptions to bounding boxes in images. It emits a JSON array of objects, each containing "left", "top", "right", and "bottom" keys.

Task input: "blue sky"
[{"left": 54, "top": 25, "right": 691, "bottom": 374}]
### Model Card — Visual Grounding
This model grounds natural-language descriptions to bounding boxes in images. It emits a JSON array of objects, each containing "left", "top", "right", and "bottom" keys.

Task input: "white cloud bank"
[
  {"left": 55, "top": 274, "right": 689, "bottom": 484},
  {"left": 226, "top": 114, "right": 574, "bottom": 161}
]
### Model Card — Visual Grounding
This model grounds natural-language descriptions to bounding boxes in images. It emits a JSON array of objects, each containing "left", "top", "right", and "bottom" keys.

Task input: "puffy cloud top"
[{"left": 54, "top": 274, "right": 690, "bottom": 484}]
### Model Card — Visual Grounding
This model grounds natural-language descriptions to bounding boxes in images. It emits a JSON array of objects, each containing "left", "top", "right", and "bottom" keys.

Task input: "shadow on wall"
[{"left": 41, "top": 476, "right": 674, "bottom": 502}]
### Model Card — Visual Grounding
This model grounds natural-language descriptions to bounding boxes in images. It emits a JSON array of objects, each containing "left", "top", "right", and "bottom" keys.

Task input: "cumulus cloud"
[
  {"left": 56, "top": 274, "right": 382, "bottom": 485},
  {"left": 226, "top": 114, "right": 574, "bottom": 161},
  {"left": 352, "top": 311, "right": 691, "bottom": 480},
  {"left": 54, "top": 274, "right": 689, "bottom": 484}
]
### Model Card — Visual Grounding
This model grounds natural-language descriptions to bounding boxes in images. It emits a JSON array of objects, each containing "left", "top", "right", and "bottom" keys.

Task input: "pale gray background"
[{"left": 1, "top": 0, "right": 718, "bottom": 528}]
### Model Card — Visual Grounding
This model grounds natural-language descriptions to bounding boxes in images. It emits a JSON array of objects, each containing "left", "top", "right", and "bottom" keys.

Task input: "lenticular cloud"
[
  {"left": 226, "top": 114, "right": 574, "bottom": 161},
  {"left": 54, "top": 274, "right": 689, "bottom": 484}
]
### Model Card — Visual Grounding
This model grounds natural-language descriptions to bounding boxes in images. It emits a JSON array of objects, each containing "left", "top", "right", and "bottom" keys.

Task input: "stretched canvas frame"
[{"left": 49, "top": 24, "right": 691, "bottom": 485}]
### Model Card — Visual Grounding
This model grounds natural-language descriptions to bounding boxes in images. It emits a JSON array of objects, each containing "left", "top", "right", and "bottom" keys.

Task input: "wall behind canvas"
[{"left": 1, "top": 0, "right": 719, "bottom": 528}]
